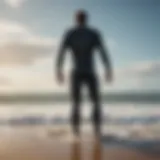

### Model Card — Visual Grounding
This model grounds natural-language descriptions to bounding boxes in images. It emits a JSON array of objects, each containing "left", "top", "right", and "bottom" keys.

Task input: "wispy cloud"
[
  {"left": 108, "top": 61, "right": 160, "bottom": 91},
  {"left": 1, "top": 58, "right": 160, "bottom": 93},
  {"left": 4, "top": 0, "right": 27, "bottom": 8},
  {"left": 121, "top": 61, "right": 160, "bottom": 78},
  {"left": 0, "top": 19, "right": 58, "bottom": 66},
  {"left": 0, "top": 62, "right": 68, "bottom": 93}
]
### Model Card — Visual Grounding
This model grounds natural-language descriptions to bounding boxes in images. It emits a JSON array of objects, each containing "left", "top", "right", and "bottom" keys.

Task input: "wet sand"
[{"left": 0, "top": 127, "right": 159, "bottom": 160}]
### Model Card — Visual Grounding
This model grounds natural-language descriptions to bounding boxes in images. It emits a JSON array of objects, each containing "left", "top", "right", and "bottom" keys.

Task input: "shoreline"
[{"left": 0, "top": 127, "right": 159, "bottom": 160}]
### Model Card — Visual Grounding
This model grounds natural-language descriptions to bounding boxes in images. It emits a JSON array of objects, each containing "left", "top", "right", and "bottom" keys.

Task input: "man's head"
[{"left": 75, "top": 10, "right": 88, "bottom": 26}]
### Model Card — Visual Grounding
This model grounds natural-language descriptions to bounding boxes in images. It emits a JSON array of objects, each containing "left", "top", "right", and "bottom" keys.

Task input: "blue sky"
[{"left": 0, "top": 0, "right": 159, "bottom": 93}]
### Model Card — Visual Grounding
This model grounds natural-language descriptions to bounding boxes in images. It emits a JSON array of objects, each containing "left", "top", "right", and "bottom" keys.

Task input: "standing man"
[{"left": 56, "top": 10, "right": 113, "bottom": 137}]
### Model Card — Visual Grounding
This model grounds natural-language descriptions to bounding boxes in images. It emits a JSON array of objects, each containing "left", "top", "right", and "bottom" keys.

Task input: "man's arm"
[
  {"left": 56, "top": 31, "right": 71, "bottom": 83},
  {"left": 96, "top": 32, "right": 113, "bottom": 82},
  {"left": 56, "top": 43, "right": 66, "bottom": 73}
]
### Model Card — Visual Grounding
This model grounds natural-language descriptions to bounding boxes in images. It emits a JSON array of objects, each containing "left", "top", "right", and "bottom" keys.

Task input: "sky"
[{"left": 0, "top": 0, "right": 160, "bottom": 93}]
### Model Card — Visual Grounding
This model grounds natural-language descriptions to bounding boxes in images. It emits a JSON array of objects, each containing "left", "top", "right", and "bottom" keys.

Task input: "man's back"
[
  {"left": 64, "top": 27, "right": 101, "bottom": 73},
  {"left": 56, "top": 10, "right": 112, "bottom": 137}
]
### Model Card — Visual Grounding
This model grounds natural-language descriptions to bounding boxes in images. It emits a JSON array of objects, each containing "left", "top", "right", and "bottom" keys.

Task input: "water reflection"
[
  {"left": 92, "top": 140, "right": 102, "bottom": 160},
  {"left": 71, "top": 139, "right": 102, "bottom": 160},
  {"left": 71, "top": 141, "right": 81, "bottom": 160}
]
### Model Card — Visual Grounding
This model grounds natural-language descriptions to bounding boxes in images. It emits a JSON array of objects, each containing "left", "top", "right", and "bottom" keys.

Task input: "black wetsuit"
[{"left": 57, "top": 26, "right": 111, "bottom": 135}]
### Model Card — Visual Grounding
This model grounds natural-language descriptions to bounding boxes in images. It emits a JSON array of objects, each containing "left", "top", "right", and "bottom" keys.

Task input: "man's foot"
[
  {"left": 73, "top": 125, "right": 80, "bottom": 136},
  {"left": 71, "top": 125, "right": 80, "bottom": 141}
]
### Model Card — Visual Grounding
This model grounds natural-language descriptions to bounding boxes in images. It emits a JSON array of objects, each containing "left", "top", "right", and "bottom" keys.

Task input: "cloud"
[
  {"left": 0, "top": 20, "right": 58, "bottom": 66},
  {"left": 5, "top": 0, "right": 27, "bottom": 8},
  {"left": 0, "top": 19, "right": 118, "bottom": 67},
  {"left": 0, "top": 64, "right": 68, "bottom": 93},
  {"left": 109, "top": 61, "right": 160, "bottom": 91},
  {"left": 1, "top": 60, "right": 160, "bottom": 93},
  {"left": 0, "top": 77, "right": 10, "bottom": 86},
  {"left": 121, "top": 61, "right": 160, "bottom": 78},
  {"left": 0, "top": 19, "right": 159, "bottom": 92}
]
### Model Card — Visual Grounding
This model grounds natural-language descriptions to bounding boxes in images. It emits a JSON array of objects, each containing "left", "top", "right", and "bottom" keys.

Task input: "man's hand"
[
  {"left": 105, "top": 70, "right": 113, "bottom": 83},
  {"left": 56, "top": 71, "right": 64, "bottom": 84}
]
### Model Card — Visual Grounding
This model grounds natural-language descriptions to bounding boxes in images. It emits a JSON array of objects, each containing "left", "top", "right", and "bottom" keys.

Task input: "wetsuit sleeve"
[
  {"left": 95, "top": 31, "right": 112, "bottom": 72},
  {"left": 56, "top": 30, "right": 71, "bottom": 72}
]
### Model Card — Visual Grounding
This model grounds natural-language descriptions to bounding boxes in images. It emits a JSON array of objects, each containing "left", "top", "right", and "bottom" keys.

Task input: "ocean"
[{"left": 0, "top": 99, "right": 159, "bottom": 141}]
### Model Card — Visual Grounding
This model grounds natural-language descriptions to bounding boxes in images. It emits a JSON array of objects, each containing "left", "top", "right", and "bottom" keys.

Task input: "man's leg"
[
  {"left": 87, "top": 74, "right": 102, "bottom": 136},
  {"left": 70, "top": 72, "right": 82, "bottom": 136}
]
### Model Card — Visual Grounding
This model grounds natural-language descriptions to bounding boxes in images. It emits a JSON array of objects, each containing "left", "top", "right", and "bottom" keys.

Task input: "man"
[{"left": 56, "top": 10, "right": 113, "bottom": 137}]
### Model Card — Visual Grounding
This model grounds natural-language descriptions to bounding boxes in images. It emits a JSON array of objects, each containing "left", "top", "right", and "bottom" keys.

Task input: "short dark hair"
[{"left": 76, "top": 10, "right": 88, "bottom": 24}]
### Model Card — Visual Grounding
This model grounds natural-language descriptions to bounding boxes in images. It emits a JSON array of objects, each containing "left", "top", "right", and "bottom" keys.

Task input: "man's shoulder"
[
  {"left": 65, "top": 27, "right": 76, "bottom": 35},
  {"left": 87, "top": 27, "right": 101, "bottom": 37},
  {"left": 65, "top": 27, "right": 101, "bottom": 37}
]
